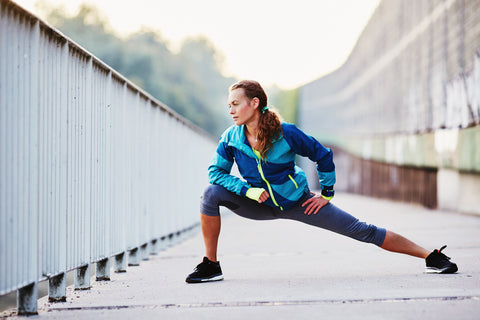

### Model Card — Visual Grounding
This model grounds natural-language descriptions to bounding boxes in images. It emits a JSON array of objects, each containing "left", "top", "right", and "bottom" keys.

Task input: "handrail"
[{"left": 0, "top": 0, "right": 217, "bottom": 314}]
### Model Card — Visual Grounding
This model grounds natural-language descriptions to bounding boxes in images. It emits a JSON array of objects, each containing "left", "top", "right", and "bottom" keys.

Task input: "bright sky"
[{"left": 15, "top": 0, "right": 380, "bottom": 89}]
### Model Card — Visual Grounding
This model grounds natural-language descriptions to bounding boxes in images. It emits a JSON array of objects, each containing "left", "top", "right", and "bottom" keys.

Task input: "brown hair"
[{"left": 230, "top": 80, "right": 282, "bottom": 160}]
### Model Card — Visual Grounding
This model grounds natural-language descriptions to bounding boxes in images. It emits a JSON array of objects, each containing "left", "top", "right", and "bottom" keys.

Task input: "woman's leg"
[
  {"left": 199, "top": 184, "right": 277, "bottom": 262},
  {"left": 281, "top": 200, "right": 430, "bottom": 259},
  {"left": 201, "top": 214, "right": 221, "bottom": 262},
  {"left": 279, "top": 201, "right": 387, "bottom": 247},
  {"left": 187, "top": 184, "right": 279, "bottom": 282},
  {"left": 381, "top": 230, "right": 430, "bottom": 258}
]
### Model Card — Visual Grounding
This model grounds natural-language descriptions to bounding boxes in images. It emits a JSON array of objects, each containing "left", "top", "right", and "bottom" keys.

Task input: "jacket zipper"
[
  {"left": 255, "top": 158, "right": 283, "bottom": 210},
  {"left": 288, "top": 174, "right": 299, "bottom": 189}
]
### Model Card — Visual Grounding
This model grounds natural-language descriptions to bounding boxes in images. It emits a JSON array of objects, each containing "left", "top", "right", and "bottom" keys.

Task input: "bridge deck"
[{"left": 11, "top": 193, "right": 480, "bottom": 319}]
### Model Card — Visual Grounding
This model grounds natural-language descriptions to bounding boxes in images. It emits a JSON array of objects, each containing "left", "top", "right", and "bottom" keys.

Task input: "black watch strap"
[{"left": 321, "top": 189, "right": 335, "bottom": 198}]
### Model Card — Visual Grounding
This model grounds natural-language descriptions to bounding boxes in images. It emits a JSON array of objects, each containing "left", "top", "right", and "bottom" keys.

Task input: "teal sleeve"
[{"left": 208, "top": 142, "right": 250, "bottom": 196}]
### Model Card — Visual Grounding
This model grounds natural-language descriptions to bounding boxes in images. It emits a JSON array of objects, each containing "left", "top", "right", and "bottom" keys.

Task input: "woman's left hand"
[{"left": 301, "top": 192, "right": 329, "bottom": 215}]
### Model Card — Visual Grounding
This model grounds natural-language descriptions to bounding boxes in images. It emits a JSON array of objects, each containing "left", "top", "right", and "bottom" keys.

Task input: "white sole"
[
  {"left": 425, "top": 267, "right": 457, "bottom": 274},
  {"left": 425, "top": 267, "right": 443, "bottom": 274},
  {"left": 186, "top": 274, "right": 224, "bottom": 283},
  {"left": 201, "top": 274, "right": 224, "bottom": 282}
]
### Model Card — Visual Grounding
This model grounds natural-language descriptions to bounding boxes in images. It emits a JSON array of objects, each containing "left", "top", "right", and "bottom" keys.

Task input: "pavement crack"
[{"left": 44, "top": 295, "right": 480, "bottom": 312}]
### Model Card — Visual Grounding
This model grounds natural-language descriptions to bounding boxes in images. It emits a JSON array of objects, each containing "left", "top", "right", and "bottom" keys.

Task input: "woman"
[{"left": 185, "top": 80, "right": 457, "bottom": 283}]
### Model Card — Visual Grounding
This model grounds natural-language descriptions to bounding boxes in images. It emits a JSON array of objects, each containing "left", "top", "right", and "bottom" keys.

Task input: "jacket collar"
[
  {"left": 227, "top": 125, "right": 256, "bottom": 158},
  {"left": 227, "top": 124, "right": 284, "bottom": 158}
]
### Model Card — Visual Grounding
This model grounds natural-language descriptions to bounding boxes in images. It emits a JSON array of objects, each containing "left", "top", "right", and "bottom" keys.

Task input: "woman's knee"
[
  {"left": 201, "top": 185, "right": 223, "bottom": 216},
  {"left": 307, "top": 203, "right": 385, "bottom": 246},
  {"left": 202, "top": 184, "right": 228, "bottom": 206},
  {"left": 203, "top": 184, "right": 225, "bottom": 197},
  {"left": 201, "top": 184, "right": 240, "bottom": 216}
]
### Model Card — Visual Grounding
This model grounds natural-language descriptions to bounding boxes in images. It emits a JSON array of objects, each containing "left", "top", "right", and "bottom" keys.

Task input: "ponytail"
[{"left": 257, "top": 107, "right": 282, "bottom": 160}]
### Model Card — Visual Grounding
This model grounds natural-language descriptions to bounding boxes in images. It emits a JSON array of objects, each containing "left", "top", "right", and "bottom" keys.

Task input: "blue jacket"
[{"left": 208, "top": 123, "right": 336, "bottom": 210}]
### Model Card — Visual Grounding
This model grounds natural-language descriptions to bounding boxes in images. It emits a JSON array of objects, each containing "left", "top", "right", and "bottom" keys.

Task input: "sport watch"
[{"left": 321, "top": 186, "right": 334, "bottom": 200}]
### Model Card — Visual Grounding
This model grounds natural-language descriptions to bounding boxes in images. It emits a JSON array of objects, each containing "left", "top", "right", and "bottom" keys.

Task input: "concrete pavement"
[{"left": 3, "top": 192, "right": 480, "bottom": 319}]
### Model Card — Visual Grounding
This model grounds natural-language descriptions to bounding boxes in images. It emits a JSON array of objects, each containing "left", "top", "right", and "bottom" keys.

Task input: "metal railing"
[{"left": 0, "top": 0, "right": 216, "bottom": 314}]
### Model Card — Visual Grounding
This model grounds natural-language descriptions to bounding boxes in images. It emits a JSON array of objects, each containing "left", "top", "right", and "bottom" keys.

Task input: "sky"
[{"left": 15, "top": 0, "right": 380, "bottom": 89}]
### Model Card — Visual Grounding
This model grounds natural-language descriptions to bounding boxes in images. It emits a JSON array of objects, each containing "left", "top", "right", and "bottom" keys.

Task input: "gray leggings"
[{"left": 201, "top": 184, "right": 386, "bottom": 247}]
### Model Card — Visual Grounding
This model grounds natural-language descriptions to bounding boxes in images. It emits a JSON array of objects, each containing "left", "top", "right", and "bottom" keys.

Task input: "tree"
[{"left": 38, "top": 2, "right": 295, "bottom": 136}]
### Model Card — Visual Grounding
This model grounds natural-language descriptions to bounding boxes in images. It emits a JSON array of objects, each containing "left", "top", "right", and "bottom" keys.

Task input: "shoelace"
[
  {"left": 194, "top": 260, "right": 212, "bottom": 272},
  {"left": 194, "top": 263, "right": 206, "bottom": 272},
  {"left": 437, "top": 245, "right": 451, "bottom": 259}
]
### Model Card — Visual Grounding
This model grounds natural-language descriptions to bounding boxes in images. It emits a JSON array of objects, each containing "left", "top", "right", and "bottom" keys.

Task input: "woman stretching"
[{"left": 186, "top": 80, "right": 458, "bottom": 283}]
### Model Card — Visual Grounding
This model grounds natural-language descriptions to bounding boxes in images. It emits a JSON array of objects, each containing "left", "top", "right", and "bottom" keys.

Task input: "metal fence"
[{"left": 0, "top": 0, "right": 216, "bottom": 314}]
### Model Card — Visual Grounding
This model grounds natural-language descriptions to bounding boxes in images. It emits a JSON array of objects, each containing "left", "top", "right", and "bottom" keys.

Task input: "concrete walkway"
[{"left": 4, "top": 193, "right": 480, "bottom": 319}]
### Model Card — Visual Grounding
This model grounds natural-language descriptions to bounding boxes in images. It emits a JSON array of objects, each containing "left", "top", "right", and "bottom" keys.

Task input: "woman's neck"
[
  {"left": 244, "top": 121, "right": 260, "bottom": 149},
  {"left": 244, "top": 109, "right": 260, "bottom": 134},
  {"left": 245, "top": 122, "right": 259, "bottom": 140}
]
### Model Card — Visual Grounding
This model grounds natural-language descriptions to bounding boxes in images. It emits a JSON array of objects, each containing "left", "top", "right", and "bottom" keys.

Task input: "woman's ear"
[{"left": 251, "top": 97, "right": 260, "bottom": 109}]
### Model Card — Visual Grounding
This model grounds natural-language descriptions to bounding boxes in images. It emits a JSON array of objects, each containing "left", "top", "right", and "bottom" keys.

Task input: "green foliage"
[
  {"left": 269, "top": 86, "right": 299, "bottom": 124},
  {"left": 39, "top": 2, "right": 296, "bottom": 136}
]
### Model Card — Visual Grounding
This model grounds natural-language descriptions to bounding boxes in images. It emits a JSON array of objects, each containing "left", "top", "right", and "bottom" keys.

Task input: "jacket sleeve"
[
  {"left": 208, "top": 137, "right": 250, "bottom": 196},
  {"left": 282, "top": 123, "right": 336, "bottom": 189}
]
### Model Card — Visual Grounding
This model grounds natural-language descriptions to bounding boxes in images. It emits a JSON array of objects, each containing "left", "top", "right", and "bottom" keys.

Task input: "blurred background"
[
  {"left": 14, "top": 0, "right": 380, "bottom": 137},
  {"left": 298, "top": 0, "right": 480, "bottom": 215}
]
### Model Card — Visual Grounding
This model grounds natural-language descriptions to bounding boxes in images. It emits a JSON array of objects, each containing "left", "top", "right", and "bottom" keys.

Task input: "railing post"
[
  {"left": 114, "top": 252, "right": 127, "bottom": 273},
  {"left": 128, "top": 248, "right": 140, "bottom": 266},
  {"left": 74, "top": 265, "right": 91, "bottom": 290},
  {"left": 159, "top": 236, "right": 168, "bottom": 251},
  {"left": 140, "top": 243, "right": 149, "bottom": 261},
  {"left": 48, "top": 273, "right": 67, "bottom": 302},
  {"left": 150, "top": 239, "right": 159, "bottom": 255},
  {"left": 17, "top": 282, "right": 38, "bottom": 316},
  {"left": 96, "top": 258, "right": 111, "bottom": 281}
]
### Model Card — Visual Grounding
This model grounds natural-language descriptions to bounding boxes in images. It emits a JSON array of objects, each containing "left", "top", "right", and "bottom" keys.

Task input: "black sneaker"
[
  {"left": 186, "top": 257, "right": 224, "bottom": 283},
  {"left": 425, "top": 245, "right": 458, "bottom": 274}
]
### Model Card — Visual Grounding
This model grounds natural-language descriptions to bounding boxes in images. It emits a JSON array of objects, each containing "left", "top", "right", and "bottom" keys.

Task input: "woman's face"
[{"left": 228, "top": 88, "right": 259, "bottom": 126}]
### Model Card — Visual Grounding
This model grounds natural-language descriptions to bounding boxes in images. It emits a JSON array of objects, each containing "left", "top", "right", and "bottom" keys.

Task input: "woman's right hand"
[
  {"left": 257, "top": 190, "right": 270, "bottom": 203},
  {"left": 246, "top": 187, "right": 270, "bottom": 203},
  {"left": 301, "top": 192, "right": 329, "bottom": 215}
]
